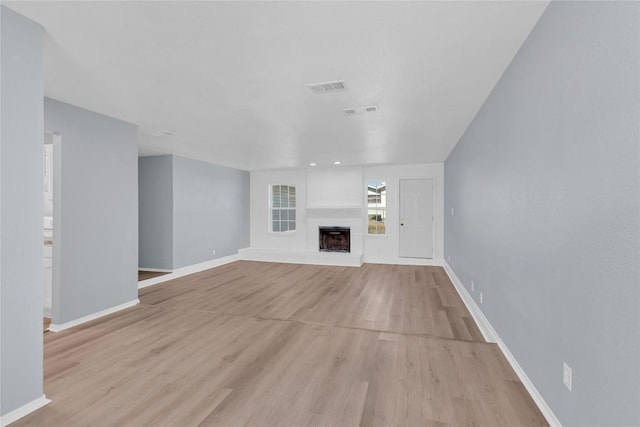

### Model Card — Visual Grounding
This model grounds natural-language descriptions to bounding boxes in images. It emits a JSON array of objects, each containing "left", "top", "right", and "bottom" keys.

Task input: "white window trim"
[
  {"left": 269, "top": 184, "right": 297, "bottom": 234},
  {"left": 366, "top": 180, "right": 388, "bottom": 236}
]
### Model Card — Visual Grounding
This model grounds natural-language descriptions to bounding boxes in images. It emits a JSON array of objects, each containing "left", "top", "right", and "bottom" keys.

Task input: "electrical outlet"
[
  {"left": 471, "top": 280, "right": 475, "bottom": 292},
  {"left": 479, "top": 292, "right": 483, "bottom": 304},
  {"left": 563, "top": 362, "right": 572, "bottom": 391},
  {"left": 448, "top": 255, "right": 451, "bottom": 262},
  {"left": 451, "top": 207, "right": 455, "bottom": 215},
  {"left": 212, "top": 250, "right": 216, "bottom": 256}
]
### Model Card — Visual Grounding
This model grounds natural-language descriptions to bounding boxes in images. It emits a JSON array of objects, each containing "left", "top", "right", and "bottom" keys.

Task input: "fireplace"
[{"left": 319, "top": 227, "right": 350, "bottom": 253}]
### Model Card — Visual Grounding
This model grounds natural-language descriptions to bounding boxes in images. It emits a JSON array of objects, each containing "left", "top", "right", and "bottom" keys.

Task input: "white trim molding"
[
  {"left": 1, "top": 395, "right": 50, "bottom": 426},
  {"left": 138, "top": 267, "right": 172, "bottom": 273},
  {"left": 139, "top": 253, "right": 241, "bottom": 289},
  {"left": 363, "top": 256, "right": 444, "bottom": 267},
  {"left": 49, "top": 299, "right": 140, "bottom": 332},
  {"left": 442, "top": 261, "right": 562, "bottom": 427}
]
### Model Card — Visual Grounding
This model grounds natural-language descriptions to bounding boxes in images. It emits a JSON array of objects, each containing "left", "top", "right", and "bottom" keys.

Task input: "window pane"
[
  {"left": 272, "top": 185, "right": 281, "bottom": 208},
  {"left": 367, "top": 181, "right": 386, "bottom": 234},
  {"left": 289, "top": 186, "right": 296, "bottom": 207},
  {"left": 367, "top": 181, "right": 386, "bottom": 208},
  {"left": 271, "top": 185, "right": 296, "bottom": 232}
]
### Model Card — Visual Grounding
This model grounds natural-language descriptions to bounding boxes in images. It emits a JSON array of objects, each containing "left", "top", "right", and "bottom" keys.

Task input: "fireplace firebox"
[{"left": 319, "top": 227, "right": 350, "bottom": 253}]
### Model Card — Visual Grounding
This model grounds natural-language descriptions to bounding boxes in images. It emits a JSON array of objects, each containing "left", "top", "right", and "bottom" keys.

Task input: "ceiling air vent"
[
  {"left": 307, "top": 80, "right": 346, "bottom": 94},
  {"left": 342, "top": 105, "right": 379, "bottom": 117}
]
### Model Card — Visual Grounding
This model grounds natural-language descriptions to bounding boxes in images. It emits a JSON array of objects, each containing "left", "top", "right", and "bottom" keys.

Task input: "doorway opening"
[{"left": 43, "top": 131, "right": 60, "bottom": 332}]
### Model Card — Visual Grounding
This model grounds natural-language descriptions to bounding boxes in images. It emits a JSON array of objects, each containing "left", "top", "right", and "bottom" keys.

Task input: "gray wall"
[
  {"left": 172, "top": 155, "right": 250, "bottom": 269},
  {"left": 44, "top": 98, "right": 139, "bottom": 325},
  {"left": 139, "top": 155, "right": 173, "bottom": 270},
  {"left": 444, "top": 2, "right": 639, "bottom": 426},
  {"left": 0, "top": 6, "right": 44, "bottom": 416}
]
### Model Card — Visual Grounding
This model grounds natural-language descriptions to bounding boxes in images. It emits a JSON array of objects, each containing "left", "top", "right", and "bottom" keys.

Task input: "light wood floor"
[
  {"left": 138, "top": 270, "right": 170, "bottom": 281},
  {"left": 17, "top": 261, "right": 547, "bottom": 427}
]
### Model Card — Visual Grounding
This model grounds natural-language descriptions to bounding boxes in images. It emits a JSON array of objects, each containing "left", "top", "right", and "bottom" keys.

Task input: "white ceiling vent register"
[
  {"left": 342, "top": 105, "right": 379, "bottom": 117},
  {"left": 307, "top": 80, "right": 347, "bottom": 94}
]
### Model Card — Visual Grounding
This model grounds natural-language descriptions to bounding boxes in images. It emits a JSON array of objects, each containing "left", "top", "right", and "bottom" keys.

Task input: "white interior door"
[{"left": 399, "top": 178, "right": 434, "bottom": 259}]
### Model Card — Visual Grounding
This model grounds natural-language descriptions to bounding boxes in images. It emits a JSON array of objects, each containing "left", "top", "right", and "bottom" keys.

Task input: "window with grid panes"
[
  {"left": 271, "top": 185, "right": 296, "bottom": 232},
  {"left": 367, "top": 181, "right": 386, "bottom": 235}
]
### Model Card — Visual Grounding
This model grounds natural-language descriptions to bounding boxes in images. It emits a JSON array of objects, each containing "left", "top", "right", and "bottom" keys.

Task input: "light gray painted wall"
[
  {"left": 44, "top": 98, "right": 138, "bottom": 325},
  {"left": 138, "top": 155, "right": 173, "bottom": 270},
  {"left": 0, "top": 6, "right": 44, "bottom": 416},
  {"left": 172, "top": 155, "right": 249, "bottom": 269},
  {"left": 444, "top": 2, "right": 639, "bottom": 426}
]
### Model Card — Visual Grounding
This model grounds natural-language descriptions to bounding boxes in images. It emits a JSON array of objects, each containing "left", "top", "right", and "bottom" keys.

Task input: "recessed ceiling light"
[
  {"left": 334, "top": 161, "right": 341, "bottom": 165},
  {"left": 309, "top": 162, "right": 317, "bottom": 166},
  {"left": 307, "top": 80, "right": 347, "bottom": 94}
]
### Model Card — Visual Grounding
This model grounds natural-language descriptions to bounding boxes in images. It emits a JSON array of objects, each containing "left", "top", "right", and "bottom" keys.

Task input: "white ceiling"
[{"left": 6, "top": 1, "right": 548, "bottom": 171}]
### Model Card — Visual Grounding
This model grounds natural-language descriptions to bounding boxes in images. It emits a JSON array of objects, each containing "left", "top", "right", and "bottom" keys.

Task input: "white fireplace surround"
[
  {"left": 304, "top": 170, "right": 363, "bottom": 258},
  {"left": 306, "top": 210, "right": 361, "bottom": 252},
  {"left": 240, "top": 205, "right": 364, "bottom": 266}
]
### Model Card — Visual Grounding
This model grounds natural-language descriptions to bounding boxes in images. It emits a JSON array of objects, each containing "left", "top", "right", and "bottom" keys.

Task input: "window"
[
  {"left": 367, "top": 194, "right": 381, "bottom": 204},
  {"left": 367, "top": 181, "right": 386, "bottom": 235},
  {"left": 271, "top": 185, "right": 296, "bottom": 232}
]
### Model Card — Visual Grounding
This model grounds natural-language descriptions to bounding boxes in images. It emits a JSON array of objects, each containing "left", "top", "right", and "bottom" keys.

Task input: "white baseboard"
[
  {"left": 362, "top": 255, "right": 444, "bottom": 266},
  {"left": 49, "top": 299, "right": 140, "bottom": 332},
  {"left": 441, "top": 262, "right": 495, "bottom": 343},
  {"left": 442, "top": 261, "right": 562, "bottom": 427},
  {"left": 138, "top": 267, "right": 172, "bottom": 273},
  {"left": 138, "top": 254, "right": 241, "bottom": 289},
  {"left": 0, "top": 394, "right": 50, "bottom": 426},
  {"left": 239, "top": 248, "right": 442, "bottom": 268},
  {"left": 239, "top": 248, "right": 363, "bottom": 267}
]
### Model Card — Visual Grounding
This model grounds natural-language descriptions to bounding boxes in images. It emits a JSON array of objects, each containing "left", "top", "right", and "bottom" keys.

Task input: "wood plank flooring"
[
  {"left": 138, "top": 270, "right": 170, "bottom": 281},
  {"left": 16, "top": 261, "right": 547, "bottom": 427},
  {"left": 139, "top": 261, "right": 483, "bottom": 341}
]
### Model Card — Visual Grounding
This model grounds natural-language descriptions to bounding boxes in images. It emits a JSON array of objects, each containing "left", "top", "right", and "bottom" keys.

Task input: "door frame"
[{"left": 45, "top": 131, "right": 63, "bottom": 325}]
